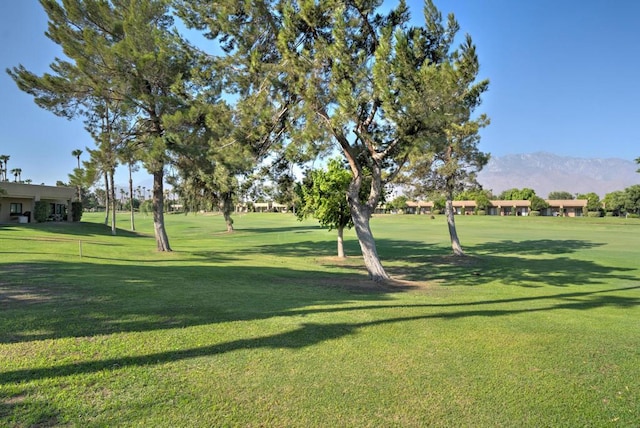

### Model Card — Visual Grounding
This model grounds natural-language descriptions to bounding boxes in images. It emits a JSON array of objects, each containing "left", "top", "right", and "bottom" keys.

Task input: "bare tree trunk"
[
  {"left": 220, "top": 192, "right": 234, "bottom": 233},
  {"left": 445, "top": 199, "right": 465, "bottom": 256},
  {"left": 348, "top": 193, "right": 389, "bottom": 282},
  {"left": 152, "top": 169, "right": 171, "bottom": 251},
  {"left": 337, "top": 225, "right": 345, "bottom": 258},
  {"left": 109, "top": 171, "right": 117, "bottom": 236},
  {"left": 128, "top": 164, "right": 135, "bottom": 231},
  {"left": 104, "top": 172, "right": 110, "bottom": 226},
  {"left": 351, "top": 206, "right": 388, "bottom": 281}
]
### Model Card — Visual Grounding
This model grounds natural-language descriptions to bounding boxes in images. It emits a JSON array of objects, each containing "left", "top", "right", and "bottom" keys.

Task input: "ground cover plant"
[{"left": 1, "top": 213, "right": 639, "bottom": 426}]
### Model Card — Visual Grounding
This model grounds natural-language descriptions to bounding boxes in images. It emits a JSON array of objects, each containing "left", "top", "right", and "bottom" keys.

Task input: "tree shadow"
[
  {"left": 469, "top": 239, "right": 606, "bottom": 255},
  {"left": 385, "top": 253, "right": 639, "bottom": 287},
  {"left": 0, "top": 261, "right": 386, "bottom": 344},
  {"left": 1, "top": 284, "right": 638, "bottom": 386},
  {"left": 234, "top": 224, "right": 324, "bottom": 235},
  {"left": 400, "top": 238, "right": 636, "bottom": 287},
  {"left": 238, "top": 237, "right": 637, "bottom": 288},
  {"left": 0, "top": 221, "right": 149, "bottom": 239}
]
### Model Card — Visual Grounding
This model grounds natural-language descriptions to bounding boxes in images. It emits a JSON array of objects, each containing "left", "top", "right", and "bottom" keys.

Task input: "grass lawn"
[{"left": 1, "top": 212, "right": 639, "bottom": 427}]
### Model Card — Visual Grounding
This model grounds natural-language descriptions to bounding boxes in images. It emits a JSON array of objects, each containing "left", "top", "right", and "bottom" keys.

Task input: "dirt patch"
[
  {"left": 302, "top": 274, "right": 436, "bottom": 294},
  {"left": 303, "top": 256, "right": 438, "bottom": 293},
  {"left": 2, "top": 395, "right": 27, "bottom": 405},
  {"left": 313, "top": 253, "right": 486, "bottom": 292},
  {"left": 0, "top": 286, "right": 58, "bottom": 307}
]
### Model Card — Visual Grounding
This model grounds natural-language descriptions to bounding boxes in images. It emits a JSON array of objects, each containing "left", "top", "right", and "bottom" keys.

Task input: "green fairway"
[{"left": 1, "top": 213, "right": 639, "bottom": 427}]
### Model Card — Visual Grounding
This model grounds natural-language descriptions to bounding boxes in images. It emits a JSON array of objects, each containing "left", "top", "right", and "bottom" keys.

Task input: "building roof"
[
  {"left": 545, "top": 199, "right": 588, "bottom": 207},
  {"left": 0, "top": 182, "right": 75, "bottom": 200},
  {"left": 406, "top": 201, "right": 434, "bottom": 207}
]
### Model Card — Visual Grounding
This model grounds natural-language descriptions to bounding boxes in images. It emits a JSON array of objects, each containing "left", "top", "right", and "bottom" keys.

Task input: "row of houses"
[
  {"left": 0, "top": 181, "right": 590, "bottom": 224},
  {"left": 0, "top": 182, "right": 76, "bottom": 224},
  {"left": 234, "top": 199, "right": 589, "bottom": 217},
  {"left": 401, "top": 199, "right": 588, "bottom": 217}
]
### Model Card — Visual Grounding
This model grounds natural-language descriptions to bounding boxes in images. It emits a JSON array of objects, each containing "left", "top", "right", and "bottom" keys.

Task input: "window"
[{"left": 10, "top": 203, "right": 22, "bottom": 215}]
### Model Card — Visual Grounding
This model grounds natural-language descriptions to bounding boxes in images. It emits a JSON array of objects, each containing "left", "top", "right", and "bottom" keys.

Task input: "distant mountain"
[{"left": 477, "top": 152, "right": 639, "bottom": 198}]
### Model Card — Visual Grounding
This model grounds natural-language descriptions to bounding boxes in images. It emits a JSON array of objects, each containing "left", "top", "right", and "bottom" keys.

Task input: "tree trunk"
[
  {"left": 445, "top": 199, "right": 465, "bottom": 256},
  {"left": 103, "top": 172, "right": 110, "bottom": 226},
  {"left": 128, "top": 165, "right": 135, "bottom": 231},
  {"left": 152, "top": 169, "right": 172, "bottom": 251},
  {"left": 220, "top": 192, "right": 234, "bottom": 233},
  {"left": 348, "top": 196, "right": 389, "bottom": 282},
  {"left": 109, "top": 170, "right": 117, "bottom": 236},
  {"left": 336, "top": 225, "right": 345, "bottom": 258}
]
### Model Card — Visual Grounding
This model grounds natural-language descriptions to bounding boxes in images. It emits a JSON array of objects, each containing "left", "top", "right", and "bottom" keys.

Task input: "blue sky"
[{"left": 1, "top": 1, "right": 639, "bottom": 186}]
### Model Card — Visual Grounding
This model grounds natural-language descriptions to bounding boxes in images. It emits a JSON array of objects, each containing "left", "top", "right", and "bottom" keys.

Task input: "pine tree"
[
  {"left": 402, "top": 16, "right": 490, "bottom": 256},
  {"left": 8, "top": 0, "right": 197, "bottom": 251},
  {"left": 176, "top": 0, "right": 489, "bottom": 280}
]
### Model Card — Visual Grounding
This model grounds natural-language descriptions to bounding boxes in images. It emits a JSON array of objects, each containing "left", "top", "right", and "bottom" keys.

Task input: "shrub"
[
  {"left": 432, "top": 209, "right": 442, "bottom": 215},
  {"left": 529, "top": 211, "right": 540, "bottom": 216},
  {"left": 34, "top": 201, "right": 49, "bottom": 222},
  {"left": 71, "top": 202, "right": 83, "bottom": 222},
  {"left": 627, "top": 213, "right": 640, "bottom": 219},
  {"left": 476, "top": 210, "right": 486, "bottom": 216},
  {"left": 587, "top": 211, "right": 602, "bottom": 218},
  {"left": 605, "top": 212, "right": 614, "bottom": 217}
]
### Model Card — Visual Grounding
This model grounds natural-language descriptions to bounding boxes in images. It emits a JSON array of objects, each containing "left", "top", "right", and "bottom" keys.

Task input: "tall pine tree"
[{"left": 8, "top": 0, "right": 197, "bottom": 251}]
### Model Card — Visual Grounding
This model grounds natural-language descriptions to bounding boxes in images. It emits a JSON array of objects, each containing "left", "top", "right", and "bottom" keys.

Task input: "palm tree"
[
  {"left": 0, "top": 154, "right": 9, "bottom": 181},
  {"left": 72, "top": 149, "right": 83, "bottom": 169},
  {"left": 10, "top": 168, "right": 22, "bottom": 182},
  {"left": 71, "top": 150, "right": 85, "bottom": 199}
]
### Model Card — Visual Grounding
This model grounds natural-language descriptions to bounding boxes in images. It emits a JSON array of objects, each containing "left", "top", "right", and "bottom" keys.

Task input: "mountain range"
[{"left": 476, "top": 152, "right": 639, "bottom": 198}]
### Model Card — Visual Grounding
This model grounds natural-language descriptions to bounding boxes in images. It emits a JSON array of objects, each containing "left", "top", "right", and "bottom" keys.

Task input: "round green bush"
[
  {"left": 605, "top": 212, "right": 614, "bottom": 217},
  {"left": 432, "top": 209, "right": 441, "bottom": 215},
  {"left": 72, "top": 202, "right": 83, "bottom": 222},
  {"left": 627, "top": 213, "right": 640, "bottom": 219},
  {"left": 587, "top": 211, "right": 602, "bottom": 218},
  {"left": 529, "top": 211, "right": 540, "bottom": 216},
  {"left": 34, "top": 201, "right": 49, "bottom": 222},
  {"left": 476, "top": 210, "right": 486, "bottom": 216}
]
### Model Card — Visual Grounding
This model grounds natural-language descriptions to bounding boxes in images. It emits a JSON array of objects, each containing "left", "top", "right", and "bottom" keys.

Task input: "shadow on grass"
[
  {"left": 0, "top": 262, "right": 384, "bottom": 344},
  {"left": 0, "top": 221, "right": 149, "bottom": 239},
  {"left": 239, "top": 237, "right": 637, "bottom": 288},
  {"left": 469, "top": 239, "right": 606, "bottom": 255},
  {"left": 386, "top": 238, "right": 637, "bottom": 287},
  {"left": 1, "top": 284, "right": 638, "bottom": 386},
  {"left": 1, "top": 234, "right": 632, "bottom": 345},
  {"left": 235, "top": 224, "right": 323, "bottom": 234},
  {"left": 242, "top": 237, "right": 605, "bottom": 260},
  {"left": 387, "top": 253, "right": 639, "bottom": 287}
]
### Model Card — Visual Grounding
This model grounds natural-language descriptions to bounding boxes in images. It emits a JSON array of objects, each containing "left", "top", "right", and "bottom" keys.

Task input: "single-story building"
[
  {"left": 452, "top": 200, "right": 478, "bottom": 215},
  {"left": 487, "top": 199, "right": 532, "bottom": 216},
  {"left": 251, "top": 201, "right": 288, "bottom": 213},
  {"left": 401, "top": 199, "right": 589, "bottom": 217},
  {"left": 542, "top": 199, "right": 588, "bottom": 217},
  {"left": 405, "top": 201, "right": 434, "bottom": 214},
  {"left": 0, "top": 182, "right": 76, "bottom": 224}
]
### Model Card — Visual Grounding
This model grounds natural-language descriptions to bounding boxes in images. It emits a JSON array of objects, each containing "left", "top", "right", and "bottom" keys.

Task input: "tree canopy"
[
  {"left": 576, "top": 192, "right": 602, "bottom": 212},
  {"left": 498, "top": 188, "right": 537, "bottom": 201},
  {"left": 10, "top": 0, "right": 491, "bottom": 282},
  {"left": 296, "top": 158, "right": 353, "bottom": 258},
  {"left": 547, "top": 191, "right": 574, "bottom": 200},
  {"left": 8, "top": 0, "right": 198, "bottom": 251}
]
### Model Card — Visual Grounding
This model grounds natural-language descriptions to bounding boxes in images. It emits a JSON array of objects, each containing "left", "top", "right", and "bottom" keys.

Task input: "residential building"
[
  {"left": 401, "top": 199, "right": 588, "bottom": 217},
  {"left": 0, "top": 182, "right": 75, "bottom": 224}
]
